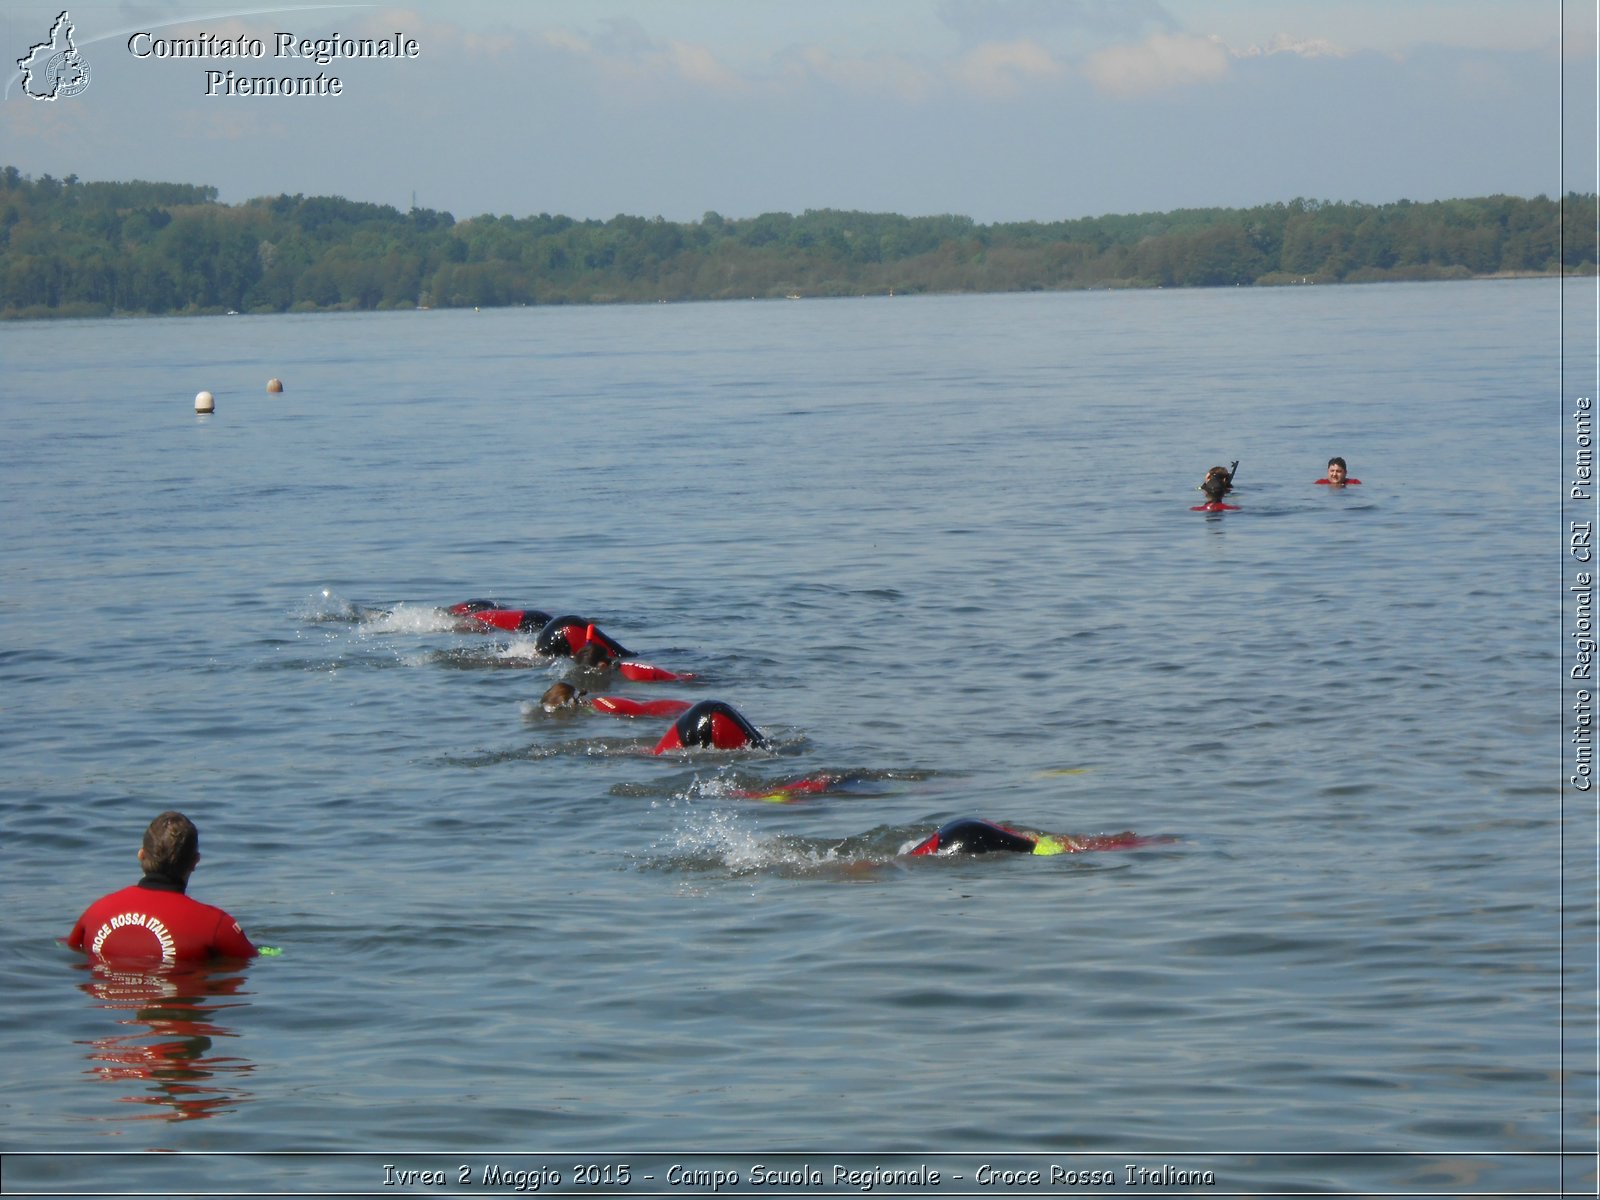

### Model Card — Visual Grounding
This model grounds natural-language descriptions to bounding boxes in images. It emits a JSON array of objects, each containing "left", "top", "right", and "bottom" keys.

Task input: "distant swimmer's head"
[
  {"left": 572, "top": 643, "right": 616, "bottom": 670},
  {"left": 1325, "top": 456, "right": 1348, "bottom": 486},
  {"left": 447, "top": 599, "right": 500, "bottom": 615},
  {"left": 1199, "top": 466, "right": 1233, "bottom": 502},
  {"left": 540, "top": 681, "right": 586, "bottom": 712}
]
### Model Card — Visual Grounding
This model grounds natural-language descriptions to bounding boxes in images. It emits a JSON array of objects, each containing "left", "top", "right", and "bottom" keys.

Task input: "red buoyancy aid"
[
  {"left": 1074, "top": 832, "right": 1155, "bottom": 851},
  {"left": 618, "top": 661, "right": 694, "bottom": 682},
  {"left": 590, "top": 696, "right": 693, "bottom": 719},
  {"left": 470, "top": 608, "right": 551, "bottom": 632},
  {"left": 725, "top": 773, "right": 843, "bottom": 800}
]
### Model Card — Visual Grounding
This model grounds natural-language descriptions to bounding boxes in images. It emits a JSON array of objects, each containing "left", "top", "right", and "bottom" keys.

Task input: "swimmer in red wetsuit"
[
  {"left": 1315, "top": 456, "right": 1361, "bottom": 487},
  {"left": 908, "top": 817, "right": 1150, "bottom": 856},
  {"left": 1191, "top": 463, "right": 1239, "bottom": 512},
  {"left": 67, "top": 812, "right": 257, "bottom": 964}
]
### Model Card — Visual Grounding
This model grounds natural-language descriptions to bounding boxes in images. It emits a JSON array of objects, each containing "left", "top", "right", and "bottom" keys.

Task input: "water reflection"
[{"left": 74, "top": 962, "right": 256, "bottom": 1122}]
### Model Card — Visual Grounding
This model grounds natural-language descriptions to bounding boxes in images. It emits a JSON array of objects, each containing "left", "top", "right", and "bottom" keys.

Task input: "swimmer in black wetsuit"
[
  {"left": 535, "top": 616, "right": 632, "bottom": 659},
  {"left": 652, "top": 700, "right": 767, "bottom": 753},
  {"left": 907, "top": 817, "right": 1148, "bottom": 856}
]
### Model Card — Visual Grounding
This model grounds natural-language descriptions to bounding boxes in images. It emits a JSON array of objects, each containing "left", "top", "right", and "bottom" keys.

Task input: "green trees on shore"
[{"left": 0, "top": 166, "right": 1592, "bottom": 318}]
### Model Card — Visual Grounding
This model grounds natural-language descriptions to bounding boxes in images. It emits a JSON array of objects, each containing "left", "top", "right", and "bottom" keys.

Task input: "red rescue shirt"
[{"left": 68, "top": 878, "right": 257, "bottom": 964}]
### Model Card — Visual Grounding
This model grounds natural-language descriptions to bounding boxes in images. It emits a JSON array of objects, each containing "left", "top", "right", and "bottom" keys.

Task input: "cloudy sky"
[{"left": 3, "top": 0, "right": 1595, "bottom": 224}]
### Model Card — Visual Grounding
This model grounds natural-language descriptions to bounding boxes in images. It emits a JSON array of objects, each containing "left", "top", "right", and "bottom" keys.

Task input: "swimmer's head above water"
[
  {"left": 540, "top": 681, "right": 588, "bottom": 712},
  {"left": 1198, "top": 464, "right": 1235, "bottom": 503},
  {"left": 572, "top": 643, "right": 615, "bottom": 669},
  {"left": 570, "top": 642, "right": 693, "bottom": 683}
]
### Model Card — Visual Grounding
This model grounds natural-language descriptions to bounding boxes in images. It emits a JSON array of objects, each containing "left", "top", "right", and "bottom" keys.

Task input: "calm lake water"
[{"left": 0, "top": 281, "right": 1591, "bottom": 1196}]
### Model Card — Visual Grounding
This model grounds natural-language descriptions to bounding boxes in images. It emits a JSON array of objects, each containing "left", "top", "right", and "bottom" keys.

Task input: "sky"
[{"left": 2, "top": 0, "right": 1596, "bottom": 225}]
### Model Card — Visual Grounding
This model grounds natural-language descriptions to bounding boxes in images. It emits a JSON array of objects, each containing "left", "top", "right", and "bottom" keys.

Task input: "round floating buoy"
[
  {"left": 195, "top": 390, "right": 215, "bottom": 413},
  {"left": 266, "top": 378, "right": 283, "bottom": 394}
]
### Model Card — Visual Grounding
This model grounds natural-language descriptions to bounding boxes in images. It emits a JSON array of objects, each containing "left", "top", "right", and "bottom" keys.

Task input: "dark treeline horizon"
[{"left": 1, "top": 166, "right": 1595, "bottom": 318}]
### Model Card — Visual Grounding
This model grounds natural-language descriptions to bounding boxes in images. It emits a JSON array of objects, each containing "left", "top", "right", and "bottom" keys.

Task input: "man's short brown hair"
[{"left": 142, "top": 811, "right": 200, "bottom": 878}]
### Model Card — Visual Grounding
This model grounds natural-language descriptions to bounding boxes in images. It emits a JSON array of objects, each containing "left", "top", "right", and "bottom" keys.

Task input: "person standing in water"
[{"left": 67, "top": 812, "right": 257, "bottom": 964}]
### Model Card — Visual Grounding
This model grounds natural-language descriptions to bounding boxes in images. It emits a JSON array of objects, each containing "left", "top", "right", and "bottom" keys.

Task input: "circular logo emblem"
[{"left": 46, "top": 50, "right": 90, "bottom": 97}]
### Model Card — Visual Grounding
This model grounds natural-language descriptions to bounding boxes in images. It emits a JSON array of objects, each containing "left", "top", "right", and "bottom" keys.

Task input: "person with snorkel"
[{"left": 1191, "top": 461, "right": 1240, "bottom": 511}]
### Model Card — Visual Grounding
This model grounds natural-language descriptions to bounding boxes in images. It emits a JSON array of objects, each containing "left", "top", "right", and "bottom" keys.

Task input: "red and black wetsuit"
[
  {"left": 68, "top": 875, "right": 257, "bottom": 964},
  {"left": 444, "top": 599, "right": 501, "bottom": 615},
  {"left": 441, "top": 601, "right": 553, "bottom": 633},
  {"left": 908, "top": 818, "right": 1038, "bottom": 856},
  {"left": 652, "top": 700, "right": 767, "bottom": 753},
  {"left": 468, "top": 608, "right": 552, "bottom": 633},
  {"left": 909, "top": 818, "right": 1154, "bottom": 856},
  {"left": 535, "top": 616, "right": 632, "bottom": 658},
  {"left": 1314, "top": 478, "right": 1361, "bottom": 485},
  {"left": 1191, "top": 501, "right": 1240, "bottom": 511}
]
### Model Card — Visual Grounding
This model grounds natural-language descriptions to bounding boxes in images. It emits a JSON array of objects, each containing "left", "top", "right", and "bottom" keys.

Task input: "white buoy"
[
  {"left": 195, "top": 390, "right": 215, "bottom": 413},
  {"left": 266, "top": 378, "right": 283, "bottom": 394}
]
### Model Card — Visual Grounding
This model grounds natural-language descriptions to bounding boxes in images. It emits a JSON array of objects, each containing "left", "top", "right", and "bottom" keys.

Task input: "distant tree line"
[{"left": 0, "top": 165, "right": 1593, "bottom": 318}]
